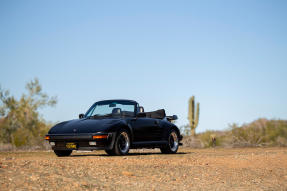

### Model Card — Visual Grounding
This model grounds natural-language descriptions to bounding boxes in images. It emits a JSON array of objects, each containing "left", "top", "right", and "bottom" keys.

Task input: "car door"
[{"left": 130, "top": 117, "right": 161, "bottom": 142}]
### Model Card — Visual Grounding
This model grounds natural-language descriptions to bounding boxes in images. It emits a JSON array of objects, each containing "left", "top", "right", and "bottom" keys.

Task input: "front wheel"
[
  {"left": 54, "top": 150, "right": 72, "bottom": 157},
  {"left": 105, "top": 149, "right": 115, "bottom": 156},
  {"left": 110, "top": 129, "right": 130, "bottom": 156},
  {"left": 160, "top": 130, "right": 179, "bottom": 154}
]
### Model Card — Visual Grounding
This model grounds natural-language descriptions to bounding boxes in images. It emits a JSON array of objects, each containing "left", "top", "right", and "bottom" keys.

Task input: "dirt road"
[{"left": 0, "top": 148, "right": 287, "bottom": 190}]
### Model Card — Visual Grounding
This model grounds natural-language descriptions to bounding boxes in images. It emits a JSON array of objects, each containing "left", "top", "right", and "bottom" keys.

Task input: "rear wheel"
[
  {"left": 54, "top": 150, "right": 72, "bottom": 157},
  {"left": 111, "top": 129, "right": 130, "bottom": 156},
  {"left": 160, "top": 130, "right": 179, "bottom": 154}
]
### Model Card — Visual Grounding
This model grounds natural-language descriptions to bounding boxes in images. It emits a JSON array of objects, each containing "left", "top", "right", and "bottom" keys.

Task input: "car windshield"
[{"left": 85, "top": 100, "right": 136, "bottom": 118}]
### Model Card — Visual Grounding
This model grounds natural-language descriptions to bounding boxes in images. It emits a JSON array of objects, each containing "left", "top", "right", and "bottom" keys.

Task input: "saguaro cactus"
[{"left": 188, "top": 96, "right": 200, "bottom": 136}]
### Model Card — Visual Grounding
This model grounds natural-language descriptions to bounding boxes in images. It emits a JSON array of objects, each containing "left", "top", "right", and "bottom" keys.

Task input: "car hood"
[{"left": 48, "top": 118, "right": 125, "bottom": 134}]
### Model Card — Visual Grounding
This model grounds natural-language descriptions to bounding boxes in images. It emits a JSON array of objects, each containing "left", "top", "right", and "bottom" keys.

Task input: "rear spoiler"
[{"left": 166, "top": 115, "right": 178, "bottom": 122}]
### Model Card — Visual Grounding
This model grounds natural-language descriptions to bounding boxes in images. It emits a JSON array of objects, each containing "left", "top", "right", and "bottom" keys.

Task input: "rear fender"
[{"left": 162, "top": 123, "right": 181, "bottom": 141}]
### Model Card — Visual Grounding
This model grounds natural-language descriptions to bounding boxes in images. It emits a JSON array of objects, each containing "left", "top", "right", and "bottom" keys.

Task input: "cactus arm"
[
  {"left": 188, "top": 97, "right": 193, "bottom": 126},
  {"left": 195, "top": 102, "right": 200, "bottom": 128},
  {"left": 191, "top": 96, "right": 195, "bottom": 127}
]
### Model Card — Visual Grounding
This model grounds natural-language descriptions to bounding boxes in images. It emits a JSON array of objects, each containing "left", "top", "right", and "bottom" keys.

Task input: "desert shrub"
[
  {"left": 230, "top": 119, "right": 287, "bottom": 147},
  {"left": 0, "top": 78, "right": 56, "bottom": 148},
  {"left": 198, "top": 130, "right": 227, "bottom": 147},
  {"left": 179, "top": 125, "right": 191, "bottom": 136},
  {"left": 12, "top": 127, "right": 32, "bottom": 147},
  {"left": 183, "top": 119, "right": 287, "bottom": 148},
  {"left": 182, "top": 136, "right": 203, "bottom": 148},
  {"left": 265, "top": 120, "right": 287, "bottom": 144},
  {"left": 198, "top": 131, "right": 215, "bottom": 147}
]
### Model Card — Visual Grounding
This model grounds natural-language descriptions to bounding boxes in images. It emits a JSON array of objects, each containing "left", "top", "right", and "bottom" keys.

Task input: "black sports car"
[{"left": 45, "top": 99, "right": 182, "bottom": 156}]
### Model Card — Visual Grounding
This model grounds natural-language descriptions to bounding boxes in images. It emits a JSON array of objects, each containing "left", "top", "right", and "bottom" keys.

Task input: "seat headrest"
[
  {"left": 138, "top": 106, "right": 144, "bottom": 113},
  {"left": 112, "top": 108, "right": 121, "bottom": 115}
]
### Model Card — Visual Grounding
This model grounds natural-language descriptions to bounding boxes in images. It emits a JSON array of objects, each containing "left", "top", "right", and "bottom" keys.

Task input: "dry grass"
[{"left": 1, "top": 148, "right": 287, "bottom": 190}]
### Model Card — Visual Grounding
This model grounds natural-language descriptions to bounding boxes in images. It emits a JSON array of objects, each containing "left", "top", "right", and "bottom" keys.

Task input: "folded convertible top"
[{"left": 143, "top": 109, "right": 166, "bottom": 119}]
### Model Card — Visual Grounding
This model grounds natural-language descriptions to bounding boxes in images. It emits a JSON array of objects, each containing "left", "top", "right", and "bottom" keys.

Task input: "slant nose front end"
[{"left": 45, "top": 132, "right": 117, "bottom": 151}]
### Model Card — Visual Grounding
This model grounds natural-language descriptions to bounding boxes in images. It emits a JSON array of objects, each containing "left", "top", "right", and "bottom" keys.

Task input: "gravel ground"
[{"left": 0, "top": 147, "right": 287, "bottom": 191}]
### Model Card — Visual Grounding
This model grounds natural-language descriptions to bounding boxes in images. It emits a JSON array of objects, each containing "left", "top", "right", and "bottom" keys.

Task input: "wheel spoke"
[
  {"left": 169, "top": 131, "right": 178, "bottom": 152},
  {"left": 118, "top": 132, "right": 130, "bottom": 153}
]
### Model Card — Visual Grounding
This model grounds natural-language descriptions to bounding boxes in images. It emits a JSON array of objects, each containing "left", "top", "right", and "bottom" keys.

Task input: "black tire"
[
  {"left": 111, "top": 129, "right": 130, "bottom": 156},
  {"left": 160, "top": 130, "right": 179, "bottom": 154},
  {"left": 54, "top": 150, "right": 72, "bottom": 157},
  {"left": 105, "top": 149, "right": 115, "bottom": 156}
]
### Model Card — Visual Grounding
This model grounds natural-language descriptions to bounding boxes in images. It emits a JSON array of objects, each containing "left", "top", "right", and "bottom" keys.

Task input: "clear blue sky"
[{"left": 0, "top": 0, "right": 286, "bottom": 132}]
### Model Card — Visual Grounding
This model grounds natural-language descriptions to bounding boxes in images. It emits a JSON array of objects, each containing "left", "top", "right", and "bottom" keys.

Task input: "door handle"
[
  {"left": 131, "top": 118, "right": 137, "bottom": 121},
  {"left": 154, "top": 120, "right": 159, "bottom": 125}
]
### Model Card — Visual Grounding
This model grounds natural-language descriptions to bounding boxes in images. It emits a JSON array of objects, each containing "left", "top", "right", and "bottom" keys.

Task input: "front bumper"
[{"left": 45, "top": 132, "right": 117, "bottom": 150}]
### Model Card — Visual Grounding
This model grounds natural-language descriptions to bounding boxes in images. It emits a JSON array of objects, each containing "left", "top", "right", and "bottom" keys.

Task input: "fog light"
[
  {"left": 50, "top": 142, "right": 55, "bottom": 146},
  {"left": 89, "top": 141, "right": 97, "bottom": 146}
]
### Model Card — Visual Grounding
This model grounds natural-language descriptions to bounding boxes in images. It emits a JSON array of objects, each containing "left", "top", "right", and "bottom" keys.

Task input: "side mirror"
[
  {"left": 172, "top": 115, "right": 178, "bottom": 120},
  {"left": 166, "top": 115, "right": 178, "bottom": 122},
  {"left": 79, "top": 113, "right": 85, "bottom": 119}
]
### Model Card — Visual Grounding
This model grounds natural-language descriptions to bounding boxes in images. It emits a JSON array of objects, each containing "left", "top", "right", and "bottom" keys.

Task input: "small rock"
[{"left": 122, "top": 171, "right": 134, "bottom": 177}]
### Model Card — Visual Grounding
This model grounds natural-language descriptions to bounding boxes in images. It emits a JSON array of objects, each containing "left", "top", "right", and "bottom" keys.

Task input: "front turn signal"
[
  {"left": 45, "top": 136, "right": 50, "bottom": 140},
  {"left": 92, "top": 135, "right": 108, "bottom": 139}
]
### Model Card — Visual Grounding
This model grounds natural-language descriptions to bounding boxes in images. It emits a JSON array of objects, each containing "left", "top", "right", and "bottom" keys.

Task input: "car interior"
[
  {"left": 137, "top": 108, "right": 166, "bottom": 119},
  {"left": 111, "top": 106, "right": 167, "bottom": 119}
]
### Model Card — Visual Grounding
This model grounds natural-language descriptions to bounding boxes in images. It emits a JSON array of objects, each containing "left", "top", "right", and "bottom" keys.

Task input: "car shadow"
[
  {"left": 70, "top": 152, "right": 187, "bottom": 157},
  {"left": 127, "top": 152, "right": 187, "bottom": 156}
]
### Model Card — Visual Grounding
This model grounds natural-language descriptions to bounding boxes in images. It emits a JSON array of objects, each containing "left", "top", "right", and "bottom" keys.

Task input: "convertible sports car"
[{"left": 45, "top": 99, "right": 182, "bottom": 156}]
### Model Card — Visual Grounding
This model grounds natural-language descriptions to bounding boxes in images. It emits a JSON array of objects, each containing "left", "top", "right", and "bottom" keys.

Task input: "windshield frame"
[{"left": 84, "top": 100, "right": 138, "bottom": 118}]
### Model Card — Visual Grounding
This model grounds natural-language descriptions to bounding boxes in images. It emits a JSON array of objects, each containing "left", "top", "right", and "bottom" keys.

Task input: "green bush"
[
  {"left": 198, "top": 131, "right": 223, "bottom": 147},
  {"left": 0, "top": 78, "right": 56, "bottom": 148},
  {"left": 189, "top": 119, "right": 287, "bottom": 148},
  {"left": 231, "top": 119, "right": 287, "bottom": 147}
]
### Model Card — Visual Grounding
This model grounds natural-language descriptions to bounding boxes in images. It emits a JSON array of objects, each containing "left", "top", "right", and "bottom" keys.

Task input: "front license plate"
[{"left": 66, "top": 142, "right": 77, "bottom": 149}]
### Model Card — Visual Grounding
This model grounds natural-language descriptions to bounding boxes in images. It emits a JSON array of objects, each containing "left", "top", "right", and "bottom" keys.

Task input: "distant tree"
[{"left": 0, "top": 78, "right": 57, "bottom": 147}]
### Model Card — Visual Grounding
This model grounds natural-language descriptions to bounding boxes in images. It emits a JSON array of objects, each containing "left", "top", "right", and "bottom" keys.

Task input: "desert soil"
[{"left": 0, "top": 147, "right": 287, "bottom": 191}]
